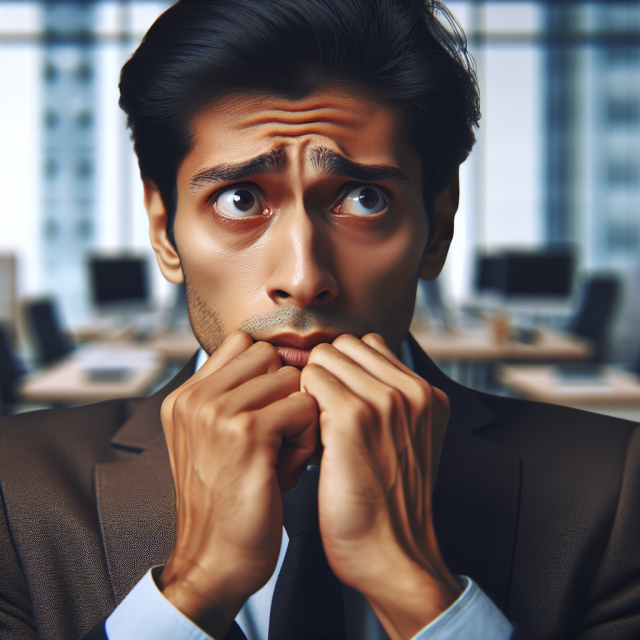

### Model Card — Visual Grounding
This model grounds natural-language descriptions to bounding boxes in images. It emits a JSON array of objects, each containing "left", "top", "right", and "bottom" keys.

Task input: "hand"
[
  {"left": 301, "top": 333, "right": 461, "bottom": 640},
  {"left": 159, "top": 331, "right": 318, "bottom": 637}
]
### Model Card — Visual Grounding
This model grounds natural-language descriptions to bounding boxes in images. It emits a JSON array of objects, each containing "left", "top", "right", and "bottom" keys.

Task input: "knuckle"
[
  {"left": 434, "top": 387, "right": 451, "bottom": 412},
  {"left": 299, "top": 363, "right": 320, "bottom": 390},
  {"left": 277, "top": 365, "right": 301, "bottom": 381},
  {"left": 172, "top": 391, "right": 192, "bottom": 417},
  {"left": 200, "top": 400, "right": 223, "bottom": 426},
  {"left": 312, "top": 342, "right": 333, "bottom": 356},
  {"left": 252, "top": 341, "right": 281, "bottom": 366},
  {"left": 347, "top": 399, "right": 376, "bottom": 426},
  {"left": 409, "top": 378, "right": 433, "bottom": 407},
  {"left": 186, "top": 401, "right": 222, "bottom": 440},
  {"left": 160, "top": 393, "right": 176, "bottom": 420},
  {"left": 227, "top": 330, "right": 253, "bottom": 349},
  {"left": 331, "top": 334, "right": 356, "bottom": 349},
  {"left": 226, "top": 411, "right": 257, "bottom": 439},
  {"left": 378, "top": 387, "right": 403, "bottom": 418},
  {"left": 253, "top": 340, "right": 278, "bottom": 356},
  {"left": 362, "top": 332, "right": 385, "bottom": 348},
  {"left": 306, "top": 345, "right": 328, "bottom": 366},
  {"left": 301, "top": 362, "right": 322, "bottom": 377}
]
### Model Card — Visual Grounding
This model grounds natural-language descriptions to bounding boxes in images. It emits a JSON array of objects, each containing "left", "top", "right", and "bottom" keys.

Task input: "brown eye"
[
  {"left": 216, "top": 187, "right": 262, "bottom": 217},
  {"left": 340, "top": 186, "right": 387, "bottom": 215}
]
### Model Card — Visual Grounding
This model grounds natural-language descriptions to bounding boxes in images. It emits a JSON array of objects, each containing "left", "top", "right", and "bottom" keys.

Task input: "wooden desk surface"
[
  {"left": 498, "top": 365, "right": 640, "bottom": 407},
  {"left": 146, "top": 330, "right": 200, "bottom": 362},
  {"left": 411, "top": 323, "right": 590, "bottom": 362},
  {"left": 20, "top": 344, "right": 166, "bottom": 405}
]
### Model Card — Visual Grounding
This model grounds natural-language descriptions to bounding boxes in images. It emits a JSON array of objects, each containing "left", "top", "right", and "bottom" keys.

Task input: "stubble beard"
[{"left": 184, "top": 269, "right": 420, "bottom": 358}]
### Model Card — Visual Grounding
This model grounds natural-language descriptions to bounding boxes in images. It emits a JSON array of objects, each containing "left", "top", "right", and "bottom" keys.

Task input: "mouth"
[
  {"left": 263, "top": 332, "right": 339, "bottom": 367},
  {"left": 275, "top": 346, "right": 313, "bottom": 367}
]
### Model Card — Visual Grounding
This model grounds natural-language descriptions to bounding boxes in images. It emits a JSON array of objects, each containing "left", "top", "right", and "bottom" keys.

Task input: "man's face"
[{"left": 150, "top": 91, "right": 435, "bottom": 364}]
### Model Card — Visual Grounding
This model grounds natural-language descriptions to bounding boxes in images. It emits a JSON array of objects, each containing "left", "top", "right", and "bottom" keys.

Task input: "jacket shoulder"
[
  {"left": 476, "top": 390, "right": 637, "bottom": 450},
  {"left": 0, "top": 399, "right": 140, "bottom": 481}
]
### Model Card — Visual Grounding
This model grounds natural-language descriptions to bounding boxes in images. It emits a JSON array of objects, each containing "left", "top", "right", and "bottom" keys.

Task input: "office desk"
[
  {"left": 411, "top": 323, "right": 591, "bottom": 363},
  {"left": 146, "top": 330, "right": 200, "bottom": 362},
  {"left": 20, "top": 344, "right": 166, "bottom": 405},
  {"left": 498, "top": 364, "right": 640, "bottom": 418}
]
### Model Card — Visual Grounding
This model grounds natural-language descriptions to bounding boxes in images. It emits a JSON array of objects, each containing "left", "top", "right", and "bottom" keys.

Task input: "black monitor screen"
[
  {"left": 475, "top": 255, "right": 503, "bottom": 293},
  {"left": 502, "top": 252, "right": 574, "bottom": 298},
  {"left": 89, "top": 257, "right": 149, "bottom": 307}
]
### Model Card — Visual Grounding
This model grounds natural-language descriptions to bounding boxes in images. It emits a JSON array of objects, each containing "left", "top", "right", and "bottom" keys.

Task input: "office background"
[{"left": 1, "top": 0, "right": 640, "bottom": 414}]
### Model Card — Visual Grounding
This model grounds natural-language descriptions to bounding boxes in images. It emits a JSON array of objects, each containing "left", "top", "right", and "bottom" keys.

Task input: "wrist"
[
  {"left": 356, "top": 554, "right": 462, "bottom": 640},
  {"left": 159, "top": 556, "right": 247, "bottom": 638}
]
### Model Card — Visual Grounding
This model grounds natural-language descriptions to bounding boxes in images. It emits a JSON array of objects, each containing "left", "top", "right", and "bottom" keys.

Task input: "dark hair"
[{"left": 119, "top": 0, "right": 480, "bottom": 244}]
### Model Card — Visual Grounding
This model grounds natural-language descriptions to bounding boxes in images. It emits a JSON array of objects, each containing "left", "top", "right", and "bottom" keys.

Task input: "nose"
[{"left": 266, "top": 207, "right": 338, "bottom": 310}]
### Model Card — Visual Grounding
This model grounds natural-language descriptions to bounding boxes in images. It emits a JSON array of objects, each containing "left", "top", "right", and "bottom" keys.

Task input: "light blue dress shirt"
[{"left": 105, "top": 344, "right": 513, "bottom": 640}]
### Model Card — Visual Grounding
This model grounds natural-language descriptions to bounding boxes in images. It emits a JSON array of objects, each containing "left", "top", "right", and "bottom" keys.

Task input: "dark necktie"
[{"left": 268, "top": 466, "right": 346, "bottom": 640}]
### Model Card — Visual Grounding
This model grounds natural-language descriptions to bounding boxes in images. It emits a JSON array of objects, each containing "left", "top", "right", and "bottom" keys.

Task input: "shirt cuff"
[
  {"left": 411, "top": 576, "right": 513, "bottom": 640},
  {"left": 105, "top": 567, "right": 213, "bottom": 640}
]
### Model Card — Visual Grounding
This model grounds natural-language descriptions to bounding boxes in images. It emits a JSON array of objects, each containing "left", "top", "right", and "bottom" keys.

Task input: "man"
[{"left": 1, "top": 1, "right": 639, "bottom": 639}]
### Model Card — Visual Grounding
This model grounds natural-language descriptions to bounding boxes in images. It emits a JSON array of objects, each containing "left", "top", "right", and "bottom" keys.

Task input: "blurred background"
[{"left": 1, "top": 1, "right": 640, "bottom": 420}]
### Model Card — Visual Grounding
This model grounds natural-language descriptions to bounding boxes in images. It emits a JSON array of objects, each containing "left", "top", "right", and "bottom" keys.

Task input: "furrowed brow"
[
  {"left": 190, "top": 149, "right": 286, "bottom": 190},
  {"left": 308, "top": 146, "right": 411, "bottom": 186}
]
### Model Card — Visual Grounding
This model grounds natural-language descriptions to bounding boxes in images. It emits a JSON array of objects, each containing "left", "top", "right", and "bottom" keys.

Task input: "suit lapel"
[
  {"left": 94, "top": 354, "right": 197, "bottom": 604},
  {"left": 408, "top": 336, "right": 521, "bottom": 611}
]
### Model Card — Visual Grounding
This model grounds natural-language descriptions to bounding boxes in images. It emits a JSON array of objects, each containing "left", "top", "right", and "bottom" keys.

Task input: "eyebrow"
[
  {"left": 309, "top": 146, "right": 411, "bottom": 186},
  {"left": 189, "top": 145, "right": 411, "bottom": 190},
  {"left": 190, "top": 149, "right": 286, "bottom": 190}
]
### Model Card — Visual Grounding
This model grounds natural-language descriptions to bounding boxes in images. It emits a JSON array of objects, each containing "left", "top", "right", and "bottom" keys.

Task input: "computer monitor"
[
  {"left": 501, "top": 250, "right": 574, "bottom": 299},
  {"left": 474, "top": 255, "right": 503, "bottom": 294},
  {"left": 88, "top": 255, "right": 150, "bottom": 311},
  {"left": 474, "top": 250, "right": 574, "bottom": 297}
]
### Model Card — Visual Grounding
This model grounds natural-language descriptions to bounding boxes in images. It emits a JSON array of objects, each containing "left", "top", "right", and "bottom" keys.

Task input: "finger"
[
  {"left": 307, "top": 342, "right": 399, "bottom": 411},
  {"left": 162, "top": 331, "right": 253, "bottom": 437},
  {"left": 345, "top": 333, "right": 422, "bottom": 382},
  {"left": 189, "top": 331, "right": 255, "bottom": 385},
  {"left": 252, "top": 391, "right": 319, "bottom": 489},
  {"left": 179, "top": 341, "right": 284, "bottom": 411},
  {"left": 220, "top": 366, "right": 302, "bottom": 415},
  {"left": 329, "top": 334, "right": 450, "bottom": 423},
  {"left": 305, "top": 344, "right": 448, "bottom": 482},
  {"left": 162, "top": 333, "right": 272, "bottom": 477},
  {"left": 301, "top": 362, "right": 382, "bottom": 447},
  {"left": 301, "top": 363, "right": 398, "bottom": 490},
  {"left": 361, "top": 333, "right": 417, "bottom": 377}
]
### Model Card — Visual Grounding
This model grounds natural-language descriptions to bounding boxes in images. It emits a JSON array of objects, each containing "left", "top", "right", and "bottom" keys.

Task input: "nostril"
[
  {"left": 274, "top": 290, "right": 290, "bottom": 299},
  {"left": 315, "top": 290, "right": 330, "bottom": 302}
]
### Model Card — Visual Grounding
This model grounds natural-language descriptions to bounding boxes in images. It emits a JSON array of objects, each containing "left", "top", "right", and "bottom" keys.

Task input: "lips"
[
  {"left": 261, "top": 332, "right": 339, "bottom": 367},
  {"left": 275, "top": 346, "right": 312, "bottom": 367}
]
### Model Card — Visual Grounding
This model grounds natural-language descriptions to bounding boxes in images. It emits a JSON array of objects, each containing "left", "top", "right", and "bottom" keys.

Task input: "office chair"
[
  {"left": 566, "top": 276, "right": 620, "bottom": 362},
  {"left": 0, "top": 324, "right": 23, "bottom": 414},
  {"left": 24, "top": 298, "right": 74, "bottom": 366}
]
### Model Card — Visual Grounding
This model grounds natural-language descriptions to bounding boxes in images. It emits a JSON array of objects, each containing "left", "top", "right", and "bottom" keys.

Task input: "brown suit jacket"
[{"left": 1, "top": 337, "right": 639, "bottom": 640}]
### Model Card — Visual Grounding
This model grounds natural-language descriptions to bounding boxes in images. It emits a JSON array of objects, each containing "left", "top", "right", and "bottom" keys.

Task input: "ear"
[
  {"left": 419, "top": 170, "right": 460, "bottom": 281},
  {"left": 144, "top": 180, "right": 184, "bottom": 285}
]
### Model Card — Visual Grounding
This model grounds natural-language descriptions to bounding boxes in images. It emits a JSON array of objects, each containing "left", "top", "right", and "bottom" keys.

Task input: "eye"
[
  {"left": 339, "top": 186, "right": 387, "bottom": 216},
  {"left": 215, "top": 186, "right": 263, "bottom": 218}
]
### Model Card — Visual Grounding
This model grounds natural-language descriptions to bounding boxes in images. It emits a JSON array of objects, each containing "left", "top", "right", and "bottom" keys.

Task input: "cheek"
[
  {"left": 335, "top": 222, "right": 426, "bottom": 313},
  {"left": 174, "top": 211, "right": 269, "bottom": 315}
]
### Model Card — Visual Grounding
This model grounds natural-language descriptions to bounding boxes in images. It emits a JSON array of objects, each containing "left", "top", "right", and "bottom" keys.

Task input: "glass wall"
[
  {"left": 1, "top": 0, "right": 639, "bottom": 352},
  {"left": 0, "top": 1, "right": 171, "bottom": 326}
]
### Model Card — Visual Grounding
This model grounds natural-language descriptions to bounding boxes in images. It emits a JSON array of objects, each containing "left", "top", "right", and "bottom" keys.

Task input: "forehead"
[{"left": 179, "top": 91, "right": 416, "bottom": 177}]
